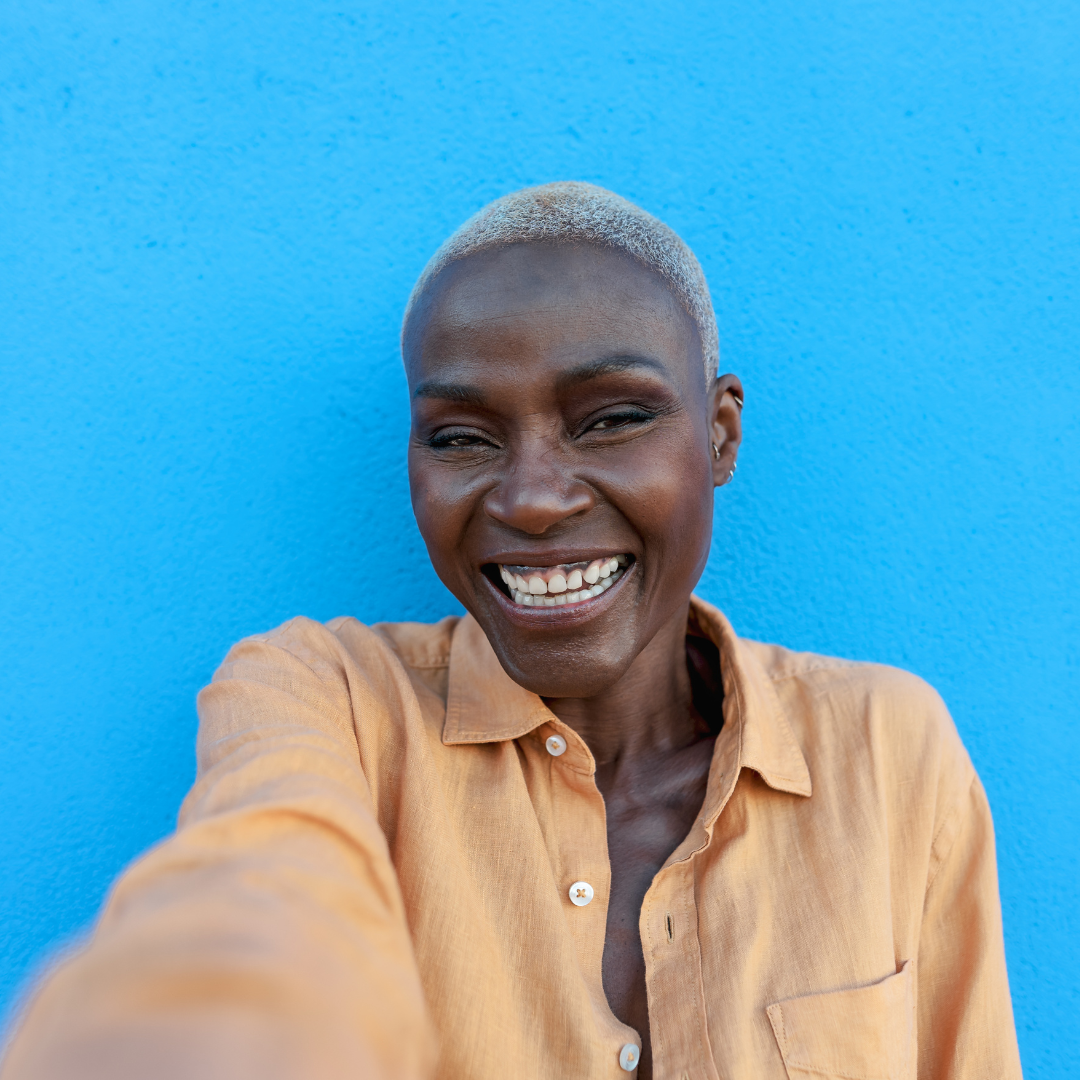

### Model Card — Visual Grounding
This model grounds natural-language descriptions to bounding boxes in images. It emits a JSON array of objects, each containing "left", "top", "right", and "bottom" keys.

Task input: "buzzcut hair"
[{"left": 403, "top": 181, "right": 720, "bottom": 382}]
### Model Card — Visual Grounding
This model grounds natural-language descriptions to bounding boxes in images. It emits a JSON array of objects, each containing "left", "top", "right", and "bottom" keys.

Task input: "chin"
[
  {"left": 461, "top": 561, "right": 645, "bottom": 697},
  {"left": 494, "top": 646, "right": 632, "bottom": 700}
]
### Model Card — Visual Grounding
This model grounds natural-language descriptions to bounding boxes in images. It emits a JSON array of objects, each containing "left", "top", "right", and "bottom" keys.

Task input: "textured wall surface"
[{"left": 1, "top": 0, "right": 1077, "bottom": 1073}]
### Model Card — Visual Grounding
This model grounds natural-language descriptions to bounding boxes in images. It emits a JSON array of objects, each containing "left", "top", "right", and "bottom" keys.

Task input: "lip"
[
  {"left": 482, "top": 548, "right": 632, "bottom": 569},
  {"left": 483, "top": 558, "right": 637, "bottom": 627}
]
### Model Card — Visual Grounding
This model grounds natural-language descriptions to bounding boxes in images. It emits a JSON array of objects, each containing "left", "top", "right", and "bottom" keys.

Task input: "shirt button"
[
  {"left": 568, "top": 880, "right": 594, "bottom": 906},
  {"left": 619, "top": 1043, "right": 640, "bottom": 1071},
  {"left": 545, "top": 733, "right": 567, "bottom": 756}
]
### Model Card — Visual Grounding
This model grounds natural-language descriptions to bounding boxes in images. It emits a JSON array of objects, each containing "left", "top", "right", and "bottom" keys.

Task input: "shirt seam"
[
  {"left": 772, "top": 1004, "right": 887, "bottom": 1080},
  {"left": 453, "top": 735, "right": 597, "bottom": 778},
  {"left": 924, "top": 769, "right": 977, "bottom": 896},
  {"left": 765, "top": 659, "right": 868, "bottom": 684},
  {"left": 445, "top": 728, "right": 536, "bottom": 742},
  {"left": 703, "top": 671, "right": 747, "bottom": 829},
  {"left": 774, "top": 1004, "right": 789, "bottom": 1057},
  {"left": 215, "top": 628, "right": 365, "bottom": 771},
  {"left": 686, "top": 868, "right": 712, "bottom": 1077},
  {"left": 643, "top": 895, "right": 664, "bottom": 1065},
  {"left": 778, "top": 1058, "right": 886, "bottom": 1080},
  {"left": 241, "top": 622, "right": 336, "bottom": 683},
  {"left": 757, "top": 771, "right": 808, "bottom": 787}
]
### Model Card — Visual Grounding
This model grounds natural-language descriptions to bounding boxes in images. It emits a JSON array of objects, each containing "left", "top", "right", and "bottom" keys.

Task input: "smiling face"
[{"left": 404, "top": 241, "right": 740, "bottom": 699}]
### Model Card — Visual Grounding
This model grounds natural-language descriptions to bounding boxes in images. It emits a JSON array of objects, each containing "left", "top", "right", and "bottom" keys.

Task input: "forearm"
[{"left": 3, "top": 635, "right": 439, "bottom": 1080}]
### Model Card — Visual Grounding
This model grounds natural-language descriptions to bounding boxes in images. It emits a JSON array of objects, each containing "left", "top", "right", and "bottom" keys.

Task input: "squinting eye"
[
  {"left": 430, "top": 431, "right": 490, "bottom": 449},
  {"left": 589, "top": 410, "right": 653, "bottom": 432}
]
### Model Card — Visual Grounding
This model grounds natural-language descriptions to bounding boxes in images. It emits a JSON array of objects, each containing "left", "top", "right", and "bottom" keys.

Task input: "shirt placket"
[
  {"left": 538, "top": 719, "right": 646, "bottom": 1077},
  {"left": 639, "top": 735, "right": 741, "bottom": 1080}
]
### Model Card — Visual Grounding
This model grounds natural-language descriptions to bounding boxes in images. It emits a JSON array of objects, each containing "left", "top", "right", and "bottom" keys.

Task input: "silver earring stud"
[{"left": 712, "top": 442, "right": 720, "bottom": 460}]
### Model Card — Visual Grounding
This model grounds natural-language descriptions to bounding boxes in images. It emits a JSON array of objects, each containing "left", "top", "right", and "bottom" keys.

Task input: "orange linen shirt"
[{"left": 2, "top": 598, "right": 1022, "bottom": 1080}]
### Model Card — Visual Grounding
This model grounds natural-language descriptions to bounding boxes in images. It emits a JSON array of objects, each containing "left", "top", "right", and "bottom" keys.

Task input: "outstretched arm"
[{"left": 2, "top": 628, "right": 438, "bottom": 1080}]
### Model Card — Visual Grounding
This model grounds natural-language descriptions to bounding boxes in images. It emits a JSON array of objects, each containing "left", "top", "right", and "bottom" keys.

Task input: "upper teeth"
[{"left": 498, "top": 555, "right": 629, "bottom": 607}]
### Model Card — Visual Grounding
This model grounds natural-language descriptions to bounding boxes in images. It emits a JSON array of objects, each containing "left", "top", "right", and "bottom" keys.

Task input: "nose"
[{"left": 483, "top": 445, "right": 595, "bottom": 535}]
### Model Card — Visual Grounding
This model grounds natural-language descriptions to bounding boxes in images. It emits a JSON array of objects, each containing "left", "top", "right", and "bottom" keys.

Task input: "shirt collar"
[
  {"left": 690, "top": 597, "right": 812, "bottom": 814},
  {"left": 443, "top": 613, "right": 552, "bottom": 743},
  {"left": 442, "top": 596, "right": 811, "bottom": 801}
]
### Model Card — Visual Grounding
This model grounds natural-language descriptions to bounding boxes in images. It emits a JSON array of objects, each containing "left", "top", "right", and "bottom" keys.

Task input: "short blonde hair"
[{"left": 403, "top": 181, "right": 720, "bottom": 381}]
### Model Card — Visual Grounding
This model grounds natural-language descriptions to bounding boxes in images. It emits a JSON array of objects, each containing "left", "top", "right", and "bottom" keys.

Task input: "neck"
[{"left": 543, "top": 601, "right": 698, "bottom": 768}]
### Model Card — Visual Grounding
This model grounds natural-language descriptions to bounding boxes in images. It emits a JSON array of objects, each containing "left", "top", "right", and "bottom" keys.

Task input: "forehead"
[{"left": 404, "top": 242, "right": 701, "bottom": 380}]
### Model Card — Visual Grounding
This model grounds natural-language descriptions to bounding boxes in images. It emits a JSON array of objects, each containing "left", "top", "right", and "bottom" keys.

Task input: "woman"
[{"left": 2, "top": 183, "right": 1021, "bottom": 1080}]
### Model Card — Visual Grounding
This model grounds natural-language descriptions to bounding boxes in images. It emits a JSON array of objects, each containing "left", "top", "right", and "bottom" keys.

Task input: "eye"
[
  {"left": 428, "top": 428, "right": 494, "bottom": 449},
  {"left": 585, "top": 408, "right": 656, "bottom": 433}
]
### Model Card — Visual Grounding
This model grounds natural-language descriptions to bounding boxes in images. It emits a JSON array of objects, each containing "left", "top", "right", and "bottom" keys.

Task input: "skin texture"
[{"left": 404, "top": 241, "right": 742, "bottom": 1078}]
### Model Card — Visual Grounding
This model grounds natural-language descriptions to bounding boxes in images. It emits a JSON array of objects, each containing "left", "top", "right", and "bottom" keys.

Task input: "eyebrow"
[
  {"left": 411, "top": 381, "right": 487, "bottom": 406},
  {"left": 411, "top": 354, "right": 670, "bottom": 406},
  {"left": 554, "top": 354, "right": 669, "bottom": 392}
]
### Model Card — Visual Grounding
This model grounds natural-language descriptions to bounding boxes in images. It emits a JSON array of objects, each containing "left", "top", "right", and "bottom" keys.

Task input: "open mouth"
[{"left": 490, "top": 554, "right": 632, "bottom": 607}]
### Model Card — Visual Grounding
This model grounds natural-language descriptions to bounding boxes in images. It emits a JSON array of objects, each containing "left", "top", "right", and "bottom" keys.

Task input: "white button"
[
  {"left": 568, "top": 880, "right": 594, "bottom": 906},
  {"left": 619, "top": 1043, "right": 640, "bottom": 1071},
  {"left": 545, "top": 733, "right": 567, "bottom": 756}
]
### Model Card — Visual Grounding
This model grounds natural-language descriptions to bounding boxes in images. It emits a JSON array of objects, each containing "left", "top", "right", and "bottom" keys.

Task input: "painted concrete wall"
[{"left": 1, "top": 1, "right": 1077, "bottom": 1073}]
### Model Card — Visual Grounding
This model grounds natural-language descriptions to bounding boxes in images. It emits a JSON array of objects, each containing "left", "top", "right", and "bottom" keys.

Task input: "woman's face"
[{"left": 404, "top": 241, "right": 740, "bottom": 698}]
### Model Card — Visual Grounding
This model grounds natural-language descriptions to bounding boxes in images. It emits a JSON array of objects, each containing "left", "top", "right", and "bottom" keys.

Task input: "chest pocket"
[{"left": 766, "top": 960, "right": 915, "bottom": 1080}]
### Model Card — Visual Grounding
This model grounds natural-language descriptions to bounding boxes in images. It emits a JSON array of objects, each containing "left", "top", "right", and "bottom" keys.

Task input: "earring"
[
  {"left": 711, "top": 443, "right": 720, "bottom": 460},
  {"left": 727, "top": 461, "right": 738, "bottom": 483}
]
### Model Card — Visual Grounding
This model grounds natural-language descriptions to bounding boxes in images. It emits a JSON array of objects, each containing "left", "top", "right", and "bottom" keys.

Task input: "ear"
[{"left": 707, "top": 374, "right": 744, "bottom": 487}]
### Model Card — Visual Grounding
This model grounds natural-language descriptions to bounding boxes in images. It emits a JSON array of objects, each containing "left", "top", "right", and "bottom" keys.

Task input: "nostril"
[{"left": 483, "top": 483, "right": 595, "bottom": 534}]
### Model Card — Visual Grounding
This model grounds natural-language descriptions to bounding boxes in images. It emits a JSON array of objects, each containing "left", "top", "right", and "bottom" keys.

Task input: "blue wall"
[{"left": 1, "top": 0, "right": 1077, "bottom": 1072}]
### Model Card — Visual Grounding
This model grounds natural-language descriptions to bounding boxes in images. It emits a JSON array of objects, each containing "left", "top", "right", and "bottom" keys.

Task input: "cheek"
[
  {"left": 407, "top": 453, "right": 452, "bottom": 557},
  {"left": 619, "top": 433, "right": 714, "bottom": 564},
  {"left": 407, "top": 451, "right": 481, "bottom": 573}
]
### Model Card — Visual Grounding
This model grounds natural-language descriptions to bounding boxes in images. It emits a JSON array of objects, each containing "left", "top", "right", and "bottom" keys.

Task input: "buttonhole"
[{"left": 665, "top": 912, "right": 674, "bottom": 943}]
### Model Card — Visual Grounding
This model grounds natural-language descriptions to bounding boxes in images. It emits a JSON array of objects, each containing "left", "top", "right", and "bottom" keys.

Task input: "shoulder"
[
  {"left": 742, "top": 638, "right": 975, "bottom": 808},
  {"left": 214, "top": 611, "right": 461, "bottom": 708},
  {"left": 215, "top": 614, "right": 460, "bottom": 681},
  {"left": 198, "top": 614, "right": 462, "bottom": 749},
  {"left": 204, "top": 614, "right": 460, "bottom": 719}
]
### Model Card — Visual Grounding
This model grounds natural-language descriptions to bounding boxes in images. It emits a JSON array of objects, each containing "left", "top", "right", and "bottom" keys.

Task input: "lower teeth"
[{"left": 509, "top": 565, "right": 625, "bottom": 607}]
